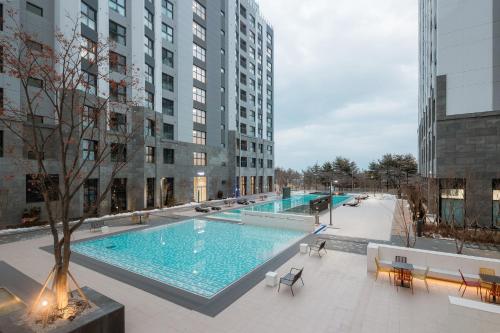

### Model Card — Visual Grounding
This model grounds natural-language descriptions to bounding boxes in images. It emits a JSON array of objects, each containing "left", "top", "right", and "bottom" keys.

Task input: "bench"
[{"left": 367, "top": 243, "right": 500, "bottom": 284}]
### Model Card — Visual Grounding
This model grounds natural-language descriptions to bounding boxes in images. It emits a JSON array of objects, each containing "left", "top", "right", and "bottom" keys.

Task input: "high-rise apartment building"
[
  {"left": 418, "top": 0, "right": 500, "bottom": 226},
  {"left": 0, "top": 0, "right": 274, "bottom": 225}
]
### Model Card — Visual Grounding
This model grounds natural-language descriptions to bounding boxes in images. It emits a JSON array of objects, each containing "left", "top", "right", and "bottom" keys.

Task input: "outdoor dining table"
[
  {"left": 479, "top": 274, "right": 500, "bottom": 303},
  {"left": 392, "top": 261, "right": 413, "bottom": 288}
]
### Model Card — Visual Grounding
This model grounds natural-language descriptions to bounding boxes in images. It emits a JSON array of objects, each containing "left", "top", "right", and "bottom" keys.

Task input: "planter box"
[{"left": 0, "top": 261, "right": 124, "bottom": 333}]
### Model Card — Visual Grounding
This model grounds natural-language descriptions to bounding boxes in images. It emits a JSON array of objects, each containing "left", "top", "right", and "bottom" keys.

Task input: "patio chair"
[
  {"left": 412, "top": 266, "right": 430, "bottom": 293},
  {"left": 278, "top": 267, "right": 304, "bottom": 296},
  {"left": 398, "top": 269, "right": 413, "bottom": 294},
  {"left": 374, "top": 257, "right": 392, "bottom": 284},
  {"left": 308, "top": 240, "right": 327, "bottom": 257},
  {"left": 458, "top": 269, "right": 481, "bottom": 298},
  {"left": 479, "top": 268, "right": 495, "bottom": 302},
  {"left": 395, "top": 256, "right": 407, "bottom": 263}
]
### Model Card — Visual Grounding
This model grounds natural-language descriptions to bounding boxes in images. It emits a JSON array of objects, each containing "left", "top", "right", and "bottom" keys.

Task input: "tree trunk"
[
  {"left": 54, "top": 264, "right": 69, "bottom": 310},
  {"left": 53, "top": 239, "right": 71, "bottom": 310}
]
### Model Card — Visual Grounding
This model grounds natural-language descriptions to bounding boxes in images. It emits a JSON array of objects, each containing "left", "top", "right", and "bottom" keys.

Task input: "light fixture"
[
  {"left": 197, "top": 171, "right": 205, "bottom": 176},
  {"left": 41, "top": 300, "right": 48, "bottom": 307}
]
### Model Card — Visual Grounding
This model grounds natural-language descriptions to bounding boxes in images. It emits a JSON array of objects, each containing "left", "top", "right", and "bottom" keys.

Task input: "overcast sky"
[{"left": 258, "top": 0, "right": 418, "bottom": 171}]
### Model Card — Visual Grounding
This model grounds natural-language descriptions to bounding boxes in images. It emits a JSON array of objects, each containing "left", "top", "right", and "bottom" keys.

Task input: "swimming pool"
[
  {"left": 72, "top": 219, "right": 306, "bottom": 298},
  {"left": 211, "top": 194, "right": 352, "bottom": 221}
]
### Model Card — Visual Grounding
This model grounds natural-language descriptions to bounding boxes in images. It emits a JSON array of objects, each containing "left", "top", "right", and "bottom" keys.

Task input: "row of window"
[
  {"left": 237, "top": 140, "right": 273, "bottom": 154},
  {"left": 236, "top": 157, "right": 273, "bottom": 169}
]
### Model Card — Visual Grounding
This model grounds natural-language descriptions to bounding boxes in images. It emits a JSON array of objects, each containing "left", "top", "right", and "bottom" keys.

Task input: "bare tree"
[{"left": 0, "top": 12, "right": 142, "bottom": 312}]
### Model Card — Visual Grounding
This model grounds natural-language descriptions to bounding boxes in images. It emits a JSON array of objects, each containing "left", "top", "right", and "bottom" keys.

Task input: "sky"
[{"left": 258, "top": 0, "right": 419, "bottom": 171}]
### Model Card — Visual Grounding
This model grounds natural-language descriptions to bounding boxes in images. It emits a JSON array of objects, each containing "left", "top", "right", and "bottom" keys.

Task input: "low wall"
[
  {"left": 447, "top": 296, "right": 500, "bottom": 331},
  {"left": 241, "top": 211, "right": 315, "bottom": 232},
  {"left": 367, "top": 243, "right": 500, "bottom": 282}
]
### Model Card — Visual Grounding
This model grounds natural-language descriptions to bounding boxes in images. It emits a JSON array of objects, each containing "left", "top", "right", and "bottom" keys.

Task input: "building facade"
[
  {"left": 418, "top": 0, "right": 500, "bottom": 226},
  {"left": 0, "top": 0, "right": 274, "bottom": 226}
]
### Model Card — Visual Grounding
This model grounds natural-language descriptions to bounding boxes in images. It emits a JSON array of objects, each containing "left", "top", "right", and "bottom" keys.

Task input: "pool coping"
[{"left": 40, "top": 221, "right": 315, "bottom": 317}]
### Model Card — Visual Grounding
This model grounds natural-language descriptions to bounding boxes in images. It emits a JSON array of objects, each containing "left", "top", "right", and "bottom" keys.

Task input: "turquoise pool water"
[
  {"left": 72, "top": 219, "right": 306, "bottom": 298},
  {"left": 211, "top": 194, "right": 352, "bottom": 221}
]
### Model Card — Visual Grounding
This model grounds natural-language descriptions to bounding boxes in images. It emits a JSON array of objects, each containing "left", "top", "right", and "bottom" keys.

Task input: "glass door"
[{"left": 194, "top": 176, "right": 207, "bottom": 202}]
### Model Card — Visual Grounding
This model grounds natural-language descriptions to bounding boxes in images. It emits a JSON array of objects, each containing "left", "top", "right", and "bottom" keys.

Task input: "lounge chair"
[
  {"left": 278, "top": 267, "right": 304, "bottom": 296},
  {"left": 195, "top": 206, "right": 210, "bottom": 213},
  {"left": 237, "top": 199, "right": 250, "bottom": 205},
  {"left": 343, "top": 199, "right": 360, "bottom": 207},
  {"left": 309, "top": 240, "right": 327, "bottom": 257}
]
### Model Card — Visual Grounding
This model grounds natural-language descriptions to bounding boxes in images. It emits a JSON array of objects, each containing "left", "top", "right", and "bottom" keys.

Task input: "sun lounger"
[
  {"left": 278, "top": 267, "right": 304, "bottom": 296},
  {"left": 343, "top": 199, "right": 360, "bottom": 207},
  {"left": 237, "top": 199, "right": 250, "bottom": 205},
  {"left": 195, "top": 206, "right": 210, "bottom": 213}
]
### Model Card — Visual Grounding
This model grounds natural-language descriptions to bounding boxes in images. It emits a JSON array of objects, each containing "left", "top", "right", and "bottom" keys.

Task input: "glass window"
[
  {"left": 440, "top": 187, "right": 465, "bottom": 225},
  {"left": 83, "top": 139, "right": 98, "bottom": 161},
  {"left": 83, "top": 178, "right": 99, "bottom": 214},
  {"left": 81, "top": 37, "right": 96, "bottom": 63},
  {"left": 192, "top": 130, "right": 206, "bottom": 145},
  {"left": 163, "top": 123, "right": 174, "bottom": 140},
  {"left": 192, "top": 21, "right": 205, "bottom": 41},
  {"left": 81, "top": 2, "right": 96, "bottom": 30},
  {"left": 145, "top": 146, "right": 155, "bottom": 163},
  {"left": 162, "top": 0, "right": 173, "bottom": 18},
  {"left": 82, "top": 71, "right": 96, "bottom": 95},
  {"left": 0, "top": 130, "right": 3, "bottom": 157},
  {"left": 193, "top": 152, "right": 207, "bottom": 166},
  {"left": 82, "top": 105, "right": 98, "bottom": 128},
  {"left": 144, "top": 8, "right": 154, "bottom": 30},
  {"left": 162, "top": 48, "right": 174, "bottom": 67},
  {"left": 109, "top": 0, "right": 125, "bottom": 16},
  {"left": 192, "top": 0, "right": 206, "bottom": 20},
  {"left": 145, "top": 119, "right": 155, "bottom": 137},
  {"left": 109, "top": 112, "right": 127, "bottom": 132},
  {"left": 162, "top": 98, "right": 174, "bottom": 116},
  {"left": 109, "top": 21, "right": 126, "bottom": 45},
  {"left": 193, "top": 43, "right": 206, "bottom": 62},
  {"left": 28, "top": 77, "right": 43, "bottom": 88},
  {"left": 192, "top": 87, "right": 205, "bottom": 104},
  {"left": 26, "top": 174, "right": 59, "bottom": 203},
  {"left": 145, "top": 64, "right": 154, "bottom": 84},
  {"left": 109, "top": 51, "right": 126, "bottom": 74},
  {"left": 109, "top": 81, "right": 126, "bottom": 102},
  {"left": 162, "top": 24, "right": 174, "bottom": 43},
  {"left": 493, "top": 180, "right": 500, "bottom": 226},
  {"left": 144, "top": 91, "right": 154, "bottom": 110},
  {"left": 192, "top": 108, "right": 206, "bottom": 124},
  {"left": 162, "top": 73, "right": 174, "bottom": 91},
  {"left": 111, "top": 143, "right": 127, "bottom": 162},
  {"left": 144, "top": 36, "right": 154, "bottom": 57},
  {"left": 192, "top": 65, "right": 206, "bottom": 83},
  {"left": 163, "top": 148, "right": 174, "bottom": 164},
  {"left": 26, "top": 2, "right": 43, "bottom": 16}
]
